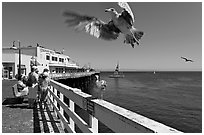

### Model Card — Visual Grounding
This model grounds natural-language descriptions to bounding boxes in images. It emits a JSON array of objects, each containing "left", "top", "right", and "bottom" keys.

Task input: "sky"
[{"left": 2, "top": 1, "right": 202, "bottom": 71}]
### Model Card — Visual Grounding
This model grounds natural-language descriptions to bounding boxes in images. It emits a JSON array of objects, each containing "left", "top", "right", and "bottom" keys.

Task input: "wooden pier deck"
[{"left": 2, "top": 80, "right": 65, "bottom": 133}]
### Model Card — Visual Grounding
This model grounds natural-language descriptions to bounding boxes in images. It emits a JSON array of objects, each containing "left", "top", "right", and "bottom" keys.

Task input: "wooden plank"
[
  {"left": 92, "top": 99, "right": 182, "bottom": 133},
  {"left": 53, "top": 87, "right": 58, "bottom": 117},
  {"left": 47, "top": 95, "right": 74, "bottom": 133},
  {"left": 59, "top": 92, "right": 64, "bottom": 130},
  {"left": 48, "top": 88, "right": 93, "bottom": 133},
  {"left": 69, "top": 100, "right": 75, "bottom": 131},
  {"left": 50, "top": 80, "right": 92, "bottom": 108},
  {"left": 89, "top": 114, "right": 98, "bottom": 133}
]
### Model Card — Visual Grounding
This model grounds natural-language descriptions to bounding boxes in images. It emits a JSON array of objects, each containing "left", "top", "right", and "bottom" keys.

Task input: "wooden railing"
[{"left": 47, "top": 79, "right": 183, "bottom": 133}]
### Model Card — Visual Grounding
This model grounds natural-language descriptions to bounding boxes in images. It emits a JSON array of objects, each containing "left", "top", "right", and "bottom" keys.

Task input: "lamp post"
[{"left": 12, "top": 40, "right": 21, "bottom": 79}]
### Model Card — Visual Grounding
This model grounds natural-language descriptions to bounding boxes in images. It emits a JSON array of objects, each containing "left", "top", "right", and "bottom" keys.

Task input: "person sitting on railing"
[
  {"left": 17, "top": 75, "right": 29, "bottom": 97},
  {"left": 38, "top": 68, "right": 50, "bottom": 109}
]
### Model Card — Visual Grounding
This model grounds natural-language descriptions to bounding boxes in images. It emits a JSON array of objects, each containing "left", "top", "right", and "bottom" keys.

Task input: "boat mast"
[{"left": 115, "top": 61, "right": 119, "bottom": 73}]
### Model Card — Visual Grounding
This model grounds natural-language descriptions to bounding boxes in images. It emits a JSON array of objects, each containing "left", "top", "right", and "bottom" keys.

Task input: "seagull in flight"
[
  {"left": 181, "top": 57, "right": 194, "bottom": 62},
  {"left": 63, "top": 2, "right": 144, "bottom": 48}
]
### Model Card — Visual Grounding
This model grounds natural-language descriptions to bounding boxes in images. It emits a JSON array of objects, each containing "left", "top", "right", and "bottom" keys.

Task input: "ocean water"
[{"left": 93, "top": 71, "right": 202, "bottom": 133}]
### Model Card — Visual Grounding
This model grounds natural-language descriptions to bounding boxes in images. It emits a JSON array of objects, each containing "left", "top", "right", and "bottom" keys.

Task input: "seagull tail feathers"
[
  {"left": 132, "top": 29, "right": 144, "bottom": 41},
  {"left": 124, "top": 29, "right": 144, "bottom": 48}
]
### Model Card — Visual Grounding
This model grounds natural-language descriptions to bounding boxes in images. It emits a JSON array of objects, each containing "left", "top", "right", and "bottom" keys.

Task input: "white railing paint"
[{"left": 47, "top": 79, "right": 183, "bottom": 133}]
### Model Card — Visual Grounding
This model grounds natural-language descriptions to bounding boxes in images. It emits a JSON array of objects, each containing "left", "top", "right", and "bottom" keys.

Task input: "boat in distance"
[
  {"left": 109, "top": 73, "right": 125, "bottom": 78},
  {"left": 109, "top": 62, "right": 125, "bottom": 78}
]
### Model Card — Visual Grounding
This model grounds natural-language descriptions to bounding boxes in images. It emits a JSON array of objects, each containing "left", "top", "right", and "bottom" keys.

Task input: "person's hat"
[
  {"left": 43, "top": 72, "right": 49, "bottom": 77},
  {"left": 43, "top": 68, "right": 49, "bottom": 72},
  {"left": 32, "top": 66, "right": 37, "bottom": 69}
]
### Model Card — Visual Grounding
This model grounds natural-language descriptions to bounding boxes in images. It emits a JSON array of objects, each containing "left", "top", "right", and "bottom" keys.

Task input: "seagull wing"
[
  {"left": 181, "top": 57, "right": 187, "bottom": 61},
  {"left": 181, "top": 57, "right": 194, "bottom": 62},
  {"left": 63, "top": 10, "right": 120, "bottom": 41},
  {"left": 118, "top": 2, "right": 135, "bottom": 24}
]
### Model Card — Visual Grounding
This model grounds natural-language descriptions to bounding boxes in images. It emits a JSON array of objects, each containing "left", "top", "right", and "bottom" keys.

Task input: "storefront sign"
[{"left": 40, "top": 48, "right": 55, "bottom": 55}]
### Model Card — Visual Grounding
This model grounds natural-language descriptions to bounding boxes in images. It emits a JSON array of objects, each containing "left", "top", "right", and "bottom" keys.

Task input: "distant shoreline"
[{"left": 100, "top": 70, "right": 202, "bottom": 72}]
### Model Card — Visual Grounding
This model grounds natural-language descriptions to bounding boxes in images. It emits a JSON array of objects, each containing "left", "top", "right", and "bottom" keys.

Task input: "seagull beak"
[{"left": 105, "top": 9, "right": 110, "bottom": 12}]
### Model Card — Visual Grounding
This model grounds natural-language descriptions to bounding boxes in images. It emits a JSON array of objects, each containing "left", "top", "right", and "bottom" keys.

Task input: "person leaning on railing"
[
  {"left": 26, "top": 66, "right": 39, "bottom": 108},
  {"left": 38, "top": 68, "right": 50, "bottom": 109},
  {"left": 26, "top": 66, "right": 39, "bottom": 87}
]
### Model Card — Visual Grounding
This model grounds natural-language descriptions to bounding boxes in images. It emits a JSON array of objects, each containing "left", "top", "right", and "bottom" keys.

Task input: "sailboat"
[{"left": 109, "top": 62, "right": 125, "bottom": 78}]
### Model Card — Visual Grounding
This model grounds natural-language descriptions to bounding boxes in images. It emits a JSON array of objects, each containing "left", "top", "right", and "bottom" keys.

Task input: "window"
[
  {"left": 46, "top": 55, "right": 50, "bottom": 60},
  {"left": 52, "top": 56, "right": 58, "bottom": 61},
  {"left": 59, "top": 58, "right": 64, "bottom": 62}
]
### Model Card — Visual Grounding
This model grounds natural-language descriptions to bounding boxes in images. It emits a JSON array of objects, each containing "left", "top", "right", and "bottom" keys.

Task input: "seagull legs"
[{"left": 124, "top": 34, "right": 139, "bottom": 48}]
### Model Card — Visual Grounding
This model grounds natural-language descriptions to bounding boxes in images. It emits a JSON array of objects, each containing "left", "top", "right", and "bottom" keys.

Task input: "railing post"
[
  {"left": 69, "top": 99, "right": 75, "bottom": 131},
  {"left": 89, "top": 114, "right": 98, "bottom": 133},
  {"left": 47, "top": 86, "right": 52, "bottom": 107},
  {"left": 60, "top": 92, "right": 65, "bottom": 130},
  {"left": 53, "top": 87, "right": 58, "bottom": 117},
  {"left": 50, "top": 86, "right": 54, "bottom": 111}
]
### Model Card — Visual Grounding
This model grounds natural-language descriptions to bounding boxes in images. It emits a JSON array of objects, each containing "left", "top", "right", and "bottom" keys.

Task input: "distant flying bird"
[
  {"left": 181, "top": 57, "right": 194, "bottom": 62},
  {"left": 63, "top": 2, "right": 144, "bottom": 48}
]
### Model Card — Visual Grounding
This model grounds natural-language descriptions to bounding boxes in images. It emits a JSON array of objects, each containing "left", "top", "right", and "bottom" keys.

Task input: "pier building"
[{"left": 2, "top": 44, "right": 80, "bottom": 79}]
